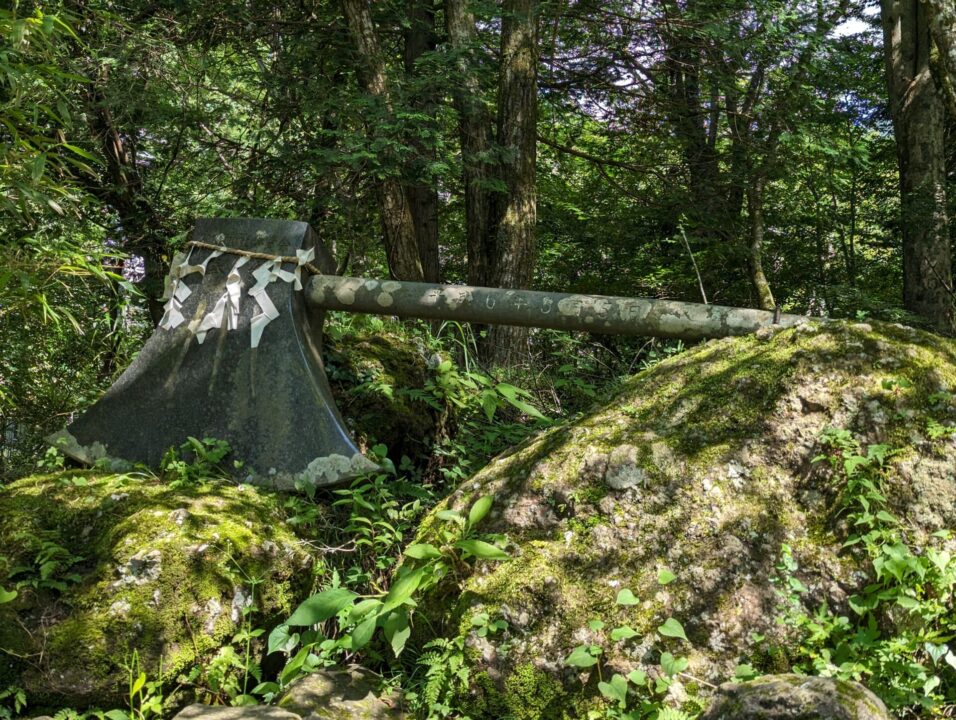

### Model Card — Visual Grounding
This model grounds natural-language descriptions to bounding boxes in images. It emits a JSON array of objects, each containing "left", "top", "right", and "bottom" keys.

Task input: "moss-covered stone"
[
  {"left": 412, "top": 321, "right": 956, "bottom": 715},
  {"left": 326, "top": 322, "right": 436, "bottom": 464},
  {"left": 700, "top": 674, "right": 891, "bottom": 719},
  {"left": 0, "top": 473, "right": 324, "bottom": 711}
]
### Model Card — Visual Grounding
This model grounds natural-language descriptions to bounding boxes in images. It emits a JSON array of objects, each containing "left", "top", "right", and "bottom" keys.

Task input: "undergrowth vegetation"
[{"left": 2, "top": 325, "right": 954, "bottom": 720}]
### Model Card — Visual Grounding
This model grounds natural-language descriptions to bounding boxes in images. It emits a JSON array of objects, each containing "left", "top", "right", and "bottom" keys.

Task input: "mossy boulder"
[
  {"left": 325, "top": 322, "right": 436, "bottom": 465},
  {"left": 0, "top": 473, "right": 324, "bottom": 711},
  {"left": 701, "top": 674, "right": 890, "bottom": 719},
  {"left": 413, "top": 321, "right": 956, "bottom": 717}
]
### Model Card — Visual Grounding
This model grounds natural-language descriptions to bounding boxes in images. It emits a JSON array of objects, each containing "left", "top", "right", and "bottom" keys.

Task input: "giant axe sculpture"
[{"left": 50, "top": 217, "right": 807, "bottom": 490}]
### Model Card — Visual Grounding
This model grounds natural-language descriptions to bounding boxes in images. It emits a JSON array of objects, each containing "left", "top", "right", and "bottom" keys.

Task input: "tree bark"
[
  {"left": 923, "top": 0, "right": 956, "bottom": 114},
  {"left": 746, "top": 179, "right": 776, "bottom": 311},
  {"left": 882, "top": 0, "right": 954, "bottom": 332},
  {"left": 342, "top": 0, "right": 425, "bottom": 281},
  {"left": 404, "top": 0, "right": 441, "bottom": 282},
  {"left": 444, "top": 0, "right": 497, "bottom": 287},
  {"left": 485, "top": 0, "right": 539, "bottom": 366}
]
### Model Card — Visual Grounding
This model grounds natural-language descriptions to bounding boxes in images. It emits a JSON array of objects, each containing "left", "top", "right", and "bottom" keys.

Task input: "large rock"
[
  {"left": 412, "top": 321, "right": 956, "bottom": 717},
  {"left": 168, "top": 669, "right": 407, "bottom": 720},
  {"left": 174, "top": 706, "right": 301, "bottom": 720},
  {"left": 0, "top": 473, "right": 322, "bottom": 710},
  {"left": 701, "top": 674, "right": 890, "bottom": 719},
  {"left": 277, "top": 668, "right": 407, "bottom": 719}
]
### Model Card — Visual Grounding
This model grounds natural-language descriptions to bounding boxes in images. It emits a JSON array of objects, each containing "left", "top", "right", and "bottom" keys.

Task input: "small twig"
[
  {"left": 677, "top": 671, "right": 718, "bottom": 689},
  {"left": 678, "top": 225, "right": 708, "bottom": 305},
  {"left": 185, "top": 240, "right": 325, "bottom": 276},
  {"left": 295, "top": 538, "right": 359, "bottom": 554}
]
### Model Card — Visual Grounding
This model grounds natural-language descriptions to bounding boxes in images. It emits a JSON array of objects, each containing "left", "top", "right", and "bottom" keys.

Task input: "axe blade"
[{"left": 49, "top": 218, "right": 375, "bottom": 490}]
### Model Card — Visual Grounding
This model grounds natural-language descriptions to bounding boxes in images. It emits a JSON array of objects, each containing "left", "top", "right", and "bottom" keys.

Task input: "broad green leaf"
[
  {"left": 660, "top": 652, "right": 689, "bottom": 676},
  {"left": 615, "top": 588, "right": 639, "bottom": 605},
  {"left": 924, "top": 643, "right": 948, "bottom": 665},
  {"left": 734, "top": 663, "right": 759, "bottom": 680},
  {"left": 468, "top": 495, "right": 494, "bottom": 528},
  {"left": 657, "top": 568, "right": 676, "bottom": 585},
  {"left": 658, "top": 618, "right": 688, "bottom": 642},
  {"left": 351, "top": 615, "right": 377, "bottom": 650},
  {"left": 598, "top": 673, "right": 628, "bottom": 707},
  {"left": 565, "top": 645, "right": 599, "bottom": 668},
  {"left": 495, "top": 383, "right": 519, "bottom": 400},
  {"left": 383, "top": 609, "right": 411, "bottom": 657},
  {"left": 405, "top": 543, "right": 442, "bottom": 560},
  {"left": 382, "top": 567, "right": 425, "bottom": 613},
  {"left": 350, "top": 598, "right": 383, "bottom": 622},
  {"left": 611, "top": 625, "right": 638, "bottom": 641},
  {"left": 454, "top": 539, "right": 509, "bottom": 560},
  {"left": 0, "top": 587, "right": 17, "bottom": 604},
  {"left": 436, "top": 509, "right": 464, "bottom": 523},
  {"left": 267, "top": 624, "right": 299, "bottom": 655},
  {"left": 588, "top": 619, "right": 605, "bottom": 630},
  {"left": 287, "top": 587, "right": 357, "bottom": 626},
  {"left": 505, "top": 396, "right": 547, "bottom": 420},
  {"left": 131, "top": 672, "right": 146, "bottom": 696},
  {"left": 252, "top": 681, "right": 281, "bottom": 697},
  {"left": 627, "top": 669, "right": 647, "bottom": 685}
]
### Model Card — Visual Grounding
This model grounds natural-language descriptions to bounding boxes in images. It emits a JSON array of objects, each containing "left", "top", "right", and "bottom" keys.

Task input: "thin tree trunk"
[
  {"left": 746, "top": 179, "right": 776, "bottom": 311},
  {"left": 882, "top": 0, "right": 953, "bottom": 332},
  {"left": 484, "top": 0, "right": 539, "bottom": 367},
  {"left": 404, "top": 0, "right": 441, "bottom": 282},
  {"left": 342, "top": 0, "right": 424, "bottom": 281},
  {"left": 445, "top": 0, "right": 497, "bottom": 286}
]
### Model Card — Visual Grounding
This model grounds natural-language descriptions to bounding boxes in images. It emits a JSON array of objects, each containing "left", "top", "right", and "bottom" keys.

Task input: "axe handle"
[{"left": 306, "top": 275, "right": 809, "bottom": 341}]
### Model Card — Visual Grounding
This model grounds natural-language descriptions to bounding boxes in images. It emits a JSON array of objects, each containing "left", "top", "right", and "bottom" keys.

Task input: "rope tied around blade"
[
  {"left": 159, "top": 239, "right": 321, "bottom": 348},
  {"left": 185, "top": 240, "right": 325, "bottom": 277}
]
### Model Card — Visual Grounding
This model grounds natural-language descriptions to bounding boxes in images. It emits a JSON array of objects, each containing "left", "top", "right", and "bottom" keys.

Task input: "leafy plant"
[
  {"left": 101, "top": 651, "right": 163, "bottom": 720},
  {"left": 407, "top": 634, "right": 469, "bottom": 719},
  {"left": 564, "top": 574, "right": 703, "bottom": 719},
  {"left": 160, "top": 437, "right": 235, "bottom": 487},
  {"left": 328, "top": 444, "right": 433, "bottom": 592},
  {"left": 775, "top": 427, "right": 956, "bottom": 712},
  {"left": 0, "top": 685, "right": 26, "bottom": 720},
  {"left": 4, "top": 534, "right": 83, "bottom": 593},
  {"left": 267, "top": 495, "right": 508, "bottom": 693}
]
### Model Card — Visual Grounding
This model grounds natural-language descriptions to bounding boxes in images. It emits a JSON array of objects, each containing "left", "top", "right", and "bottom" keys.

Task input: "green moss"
[
  {"left": 0, "top": 472, "right": 322, "bottom": 710},
  {"left": 326, "top": 326, "right": 436, "bottom": 464},
  {"left": 464, "top": 665, "right": 566, "bottom": 720}
]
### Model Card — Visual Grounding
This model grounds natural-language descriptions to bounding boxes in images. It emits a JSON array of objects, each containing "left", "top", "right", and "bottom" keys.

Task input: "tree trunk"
[
  {"left": 444, "top": 0, "right": 497, "bottom": 286},
  {"left": 86, "top": 79, "right": 168, "bottom": 325},
  {"left": 342, "top": 0, "right": 424, "bottom": 281},
  {"left": 485, "top": 0, "right": 539, "bottom": 366},
  {"left": 404, "top": 0, "right": 441, "bottom": 282},
  {"left": 746, "top": 179, "right": 776, "bottom": 311},
  {"left": 882, "top": 0, "right": 953, "bottom": 332},
  {"left": 923, "top": 0, "right": 956, "bottom": 114},
  {"left": 660, "top": 5, "right": 724, "bottom": 238}
]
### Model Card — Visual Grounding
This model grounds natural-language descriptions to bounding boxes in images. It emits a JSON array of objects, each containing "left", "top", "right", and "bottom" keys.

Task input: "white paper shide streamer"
[
  {"left": 159, "top": 244, "right": 317, "bottom": 348},
  {"left": 249, "top": 247, "right": 315, "bottom": 348},
  {"left": 195, "top": 255, "right": 249, "bottom": 344},
  {"left": 158, "top": 247, "right": 223, "bottom": 330}
]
